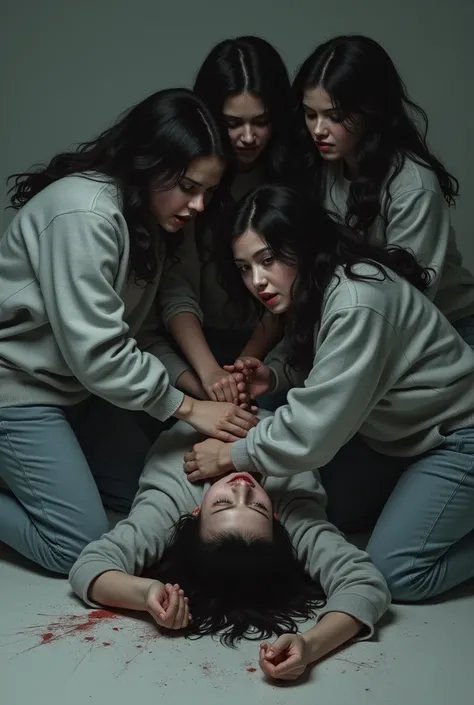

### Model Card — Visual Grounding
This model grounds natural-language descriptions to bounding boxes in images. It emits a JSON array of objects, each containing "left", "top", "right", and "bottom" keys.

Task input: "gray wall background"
[{"left": 2, "top": 0, "right": 473, "bottom": 269}]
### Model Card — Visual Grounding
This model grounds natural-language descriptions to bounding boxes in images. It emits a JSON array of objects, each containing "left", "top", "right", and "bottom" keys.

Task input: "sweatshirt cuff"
[
  {"left": 147, "top": 386, "right": 185, "bottom": 422},
  {"left": 230, "top": 439, "right": 263, "bottom": 475},
  {"left": 316, "top": 593, "right": 385, "bottom": 640},
  {"left": 159, "top": 353, "right": 192, "bottom": 387},
  {"left": 69, "top": 560, "right": 127, "bottom": 607},
  {"left": 267, "top": 363, "right": 291, "bottom": 395}
]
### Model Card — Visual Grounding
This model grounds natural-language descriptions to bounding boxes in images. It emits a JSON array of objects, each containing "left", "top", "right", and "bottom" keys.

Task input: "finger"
[
  {"left": 172, "top": 589, "right": 186, "bottom": 628},
  {"left": 225, "top": 376, "right": 240, "bottom": 403},
  {"left": 183, "top": 460, "right": 198, "bottom": 474},
  {"left": 235, "top": 408, "right": 259, "bottom": 426},
  {"left": 219, "top": 380, "right": 235, "bottom": 404},
  {"left": 266, "top": 634, "right": 290, "bottom": 659},
  {"left": 273, "top": 653, "right": 301, "bottom": 675},
  {"left": 162, "top": 586, "right": 180, "bottom": 626},
  {"left": 209, "top": 388, "right": 220, "bottom": 402},
  {"left": 186, "top": 469, "right": 203, "bottom": 482},
  {"left": 183, "top": 451, "right": 196, "bottom": 463},
  {"left": 223, "top": 364, "right": 236, "bottom": 373}
]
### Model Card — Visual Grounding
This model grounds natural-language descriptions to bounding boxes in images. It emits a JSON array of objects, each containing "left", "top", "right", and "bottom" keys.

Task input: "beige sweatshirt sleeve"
[
  {"left": 231, "top": 304, "right": 402, "bottom": 476},
  {"left": 158, "top": 223, "right": 204, "bottom": 329},
  {"left": 38, "top": 211, "right": 183, "bottom": 421},
  {"left": 383, "top": 185, "right": 451, "bottom": 300},
  {"left": 275, "top": 474, "right": 390, "bottom": 637}
]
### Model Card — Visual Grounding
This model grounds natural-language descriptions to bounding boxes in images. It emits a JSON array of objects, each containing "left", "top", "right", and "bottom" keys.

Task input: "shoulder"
[
  {"left": 386, "top": 155, "right": 443, "bottom": 199},
  {"left": 20, "top": 174, "right": 123, "bottom": 229},
  {"left": 323, "top": 264, "right": 410, "bottom": 322}
]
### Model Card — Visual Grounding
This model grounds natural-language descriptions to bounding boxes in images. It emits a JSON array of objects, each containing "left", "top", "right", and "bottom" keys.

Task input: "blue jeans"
[
  {"left": 321, "top": 428, "right": 474, "bottom": 601},
  {"left": 0, "top": 398, "right": 150, "bottom": 573}
]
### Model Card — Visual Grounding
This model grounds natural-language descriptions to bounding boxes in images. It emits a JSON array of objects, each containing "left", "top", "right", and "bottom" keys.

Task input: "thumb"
[{"left": 266, "top": 633, "right": 293, "bottom": 659}]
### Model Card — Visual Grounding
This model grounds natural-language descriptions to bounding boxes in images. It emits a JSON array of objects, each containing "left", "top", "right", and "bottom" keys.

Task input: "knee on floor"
[{"left": 42, "top": 514, "right": 109, "bottom": 575}]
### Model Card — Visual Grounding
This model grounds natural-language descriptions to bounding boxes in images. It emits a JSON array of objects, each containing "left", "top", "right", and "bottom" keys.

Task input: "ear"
[
  {"left": 192, "top": 506, "right": 201, "bottom": 517},
  {"left": 273, "top": 512, "right": 280, "bottom": 520}
]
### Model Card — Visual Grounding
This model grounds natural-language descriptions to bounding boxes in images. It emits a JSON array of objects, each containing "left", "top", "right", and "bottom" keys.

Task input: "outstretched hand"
[
  {"left": 145, "top": 581, "right": 191, "bottom": 630},
  {"left": 259, "top": 634, "right": 310, "bottom": 681},
  {"left": 224, "top": 357, "right": 273, "bottom": 401}
]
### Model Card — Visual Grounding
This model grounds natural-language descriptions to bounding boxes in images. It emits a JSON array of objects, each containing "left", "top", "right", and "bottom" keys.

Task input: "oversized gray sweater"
[
  {"left": 323, "top": 157, "right": 474, "bottom": 322},
  {"left": 0, "top": 174, "right": 184, "bottom": 420},
  {"left": 231, "top": 263, "right": 474, "bottom": 476},
  {"left": 70, "top": 419, "right": 391, "bottom": 636}
]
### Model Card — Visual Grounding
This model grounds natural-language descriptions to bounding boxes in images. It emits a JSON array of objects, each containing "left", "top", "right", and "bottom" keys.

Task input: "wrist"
[
  {"left": 174, "top": 394, "right": 195, "bottom": 421},
  {"left": 198, "top": 361, "right": 222, "bottom": 384},
  {"left": 217, "top": 443, "right": 235, "bottom": 472}
]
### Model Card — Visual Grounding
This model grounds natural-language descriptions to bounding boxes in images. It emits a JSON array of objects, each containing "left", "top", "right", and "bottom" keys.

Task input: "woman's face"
[
  {"left": 233, "top": 229, "right": 297, "bottom": 315},
  {"left": 150, "top": 155, "right": 225, "bottom": 233},
  {"left": 223, "top": 93, "right": 272, "bottom": 169},
  {"left": 199, "top": 471, "right": 273, "bottom": 540},
  {"left": 302, "top": 86, "right": 361, "bottom": 171}
]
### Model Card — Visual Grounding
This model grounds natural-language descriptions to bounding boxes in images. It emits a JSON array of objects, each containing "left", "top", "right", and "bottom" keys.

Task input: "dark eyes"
[{"left": 180, "top": 182, "right": 194, "bottom": 193}]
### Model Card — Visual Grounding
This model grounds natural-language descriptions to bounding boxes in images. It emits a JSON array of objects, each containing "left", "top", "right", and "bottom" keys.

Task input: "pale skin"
[
  {"left": 168, "top": 93, "right": 282, "bottom": 403},
  {"left": 89, "top": 472, "right": 363, "bottom": 680}
]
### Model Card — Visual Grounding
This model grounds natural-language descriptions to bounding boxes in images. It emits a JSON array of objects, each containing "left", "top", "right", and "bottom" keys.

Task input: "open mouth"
[
  {"left": 227, "top": 473, "right": 255, "bottom": 487},
  {"left": 259, "top": 292, "right": 278, "bottom": 305}
]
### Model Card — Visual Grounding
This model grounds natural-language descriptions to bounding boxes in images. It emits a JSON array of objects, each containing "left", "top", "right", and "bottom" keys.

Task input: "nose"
[
  {"left": 313, "top": 117, "right": 328, "bottom": 138},
  {"left": 231, "top": 483, "right": 252, "bottom": 504},
  {"left": 189, "top": 193, "right": 205, "bottom": 213},
  {"left": 241, "top": 124, "right": 256, "bottom": 144},
  {"left": 252, "top": 265, "right": 267, "bottom": 289}
]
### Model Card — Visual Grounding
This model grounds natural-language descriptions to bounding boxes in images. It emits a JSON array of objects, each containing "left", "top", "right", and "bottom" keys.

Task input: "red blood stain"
[
  {"left": 103, "top": 642, "right": 112, "bottom": 647},
  {"left": 18, "top": 609, "right": 119, "bottom": 653},
  {"left": 112, "top": 627, "right": 120, "bottom": 632},
  {"left": 246, "top": 667, "right": 257, "bottom": 673}
]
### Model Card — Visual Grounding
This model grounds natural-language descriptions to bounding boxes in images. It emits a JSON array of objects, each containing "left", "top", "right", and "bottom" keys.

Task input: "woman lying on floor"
[{"left": 69, "top": 418, "right": 390, "bottom": 682}]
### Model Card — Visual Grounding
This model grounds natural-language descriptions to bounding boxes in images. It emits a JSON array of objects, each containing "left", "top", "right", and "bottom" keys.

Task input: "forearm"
[
  {"left": 239, "top": 316, "right": 284, "bottom": 360},
  {"left": 302, "top": 612, "right": 363, "bottom": 665},
  {"left": 175, "top": 369, "right": 207, "bottom": 399},
  {"left": 89, "top": 571, "right": 158, "bottom": 611},
  {"left": 169, "top": 312, "right": 220, "bottom": 381}
]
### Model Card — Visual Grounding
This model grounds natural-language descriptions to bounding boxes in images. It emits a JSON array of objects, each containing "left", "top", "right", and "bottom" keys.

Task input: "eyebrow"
[
  {"left": 180, "top": 176, "right": 203, "bottom": 187},
  {"left": 302, "top": 102, "right": 336, "bottom": 115},
  {"left": 211, "top": 505, "right": 269, "bottom": 519},
  {"left": 234, "top": 246, "right": 270, "bottom": 264},
  {"left": 223, "top": 112, "right": 268, "bottom": 120}
]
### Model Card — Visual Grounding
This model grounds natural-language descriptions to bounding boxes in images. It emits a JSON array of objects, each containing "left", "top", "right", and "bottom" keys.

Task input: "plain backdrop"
[{"left": 2, "top": 0, "right": 473, "bottom": 268}]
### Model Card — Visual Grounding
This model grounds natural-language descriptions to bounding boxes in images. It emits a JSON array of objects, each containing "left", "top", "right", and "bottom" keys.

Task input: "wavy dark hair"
[
  {"left": 194, "top": 35, "right": 292, "bottom": 181},
  {"left": 216, "top": 184, "right": 432, "bottom": 372},
  {"left": 147, "top": 513, "right": 323, "bottom": 646},
  {"left": 8, "top": 88, "right": 230, "bottom": 283},
  {"left": 292, "top": 35, "right": 459, "bottom": 236}
]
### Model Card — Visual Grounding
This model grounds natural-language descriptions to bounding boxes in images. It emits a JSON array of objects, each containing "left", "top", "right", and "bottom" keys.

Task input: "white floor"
[{"left": 2, "top": 541, "right": 474, "bottom": 705}]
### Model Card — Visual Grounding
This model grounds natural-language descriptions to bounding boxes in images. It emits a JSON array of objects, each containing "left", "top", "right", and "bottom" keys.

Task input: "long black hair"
[
  {"left": 194, "top": 36, "right": 292, "bottom": 180},
  {"left": 292, "top": 35, "right": 459, "bottom": 236},
  {"left": 217, "top": 184, "right": 431, "bottom": 372},
  {"left": 148, "top": 513, "right": 323, "bottom": 646},
  {"left": 8, "top": 88, "right": 230, "bottom": 283}
]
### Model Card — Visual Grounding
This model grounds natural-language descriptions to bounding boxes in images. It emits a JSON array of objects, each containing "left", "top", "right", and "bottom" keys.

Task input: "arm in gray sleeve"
[
  {"left": 276, "top": 474, "right": 390, "bottom": 637},
  {"left": 231, "top": 306, "right": 400, "bottom": 476},
  {"left": 384, "top": 187, "right": 451, "bottom": 300},
  {"left": 39, "top": 211, "right": 183, "bottom": 420}
]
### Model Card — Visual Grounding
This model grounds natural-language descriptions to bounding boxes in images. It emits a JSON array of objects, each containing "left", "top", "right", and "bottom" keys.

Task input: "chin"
[{"left": 161, "top": 220, "right": 182, "bottom": 233}]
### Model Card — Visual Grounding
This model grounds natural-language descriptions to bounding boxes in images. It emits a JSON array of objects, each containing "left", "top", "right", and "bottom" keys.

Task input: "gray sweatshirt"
[
  {"left": 69, "top": 419, "right": 391, "bottom": 636},
  {"left": 323, "top": 157, "right": 474, "bottom": 322},
  {"left": 0, "top": 174, "right": 184, "bottom": 421},
  {"left": 231, "top": 264, "right": 474, "bottom": 477}
]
